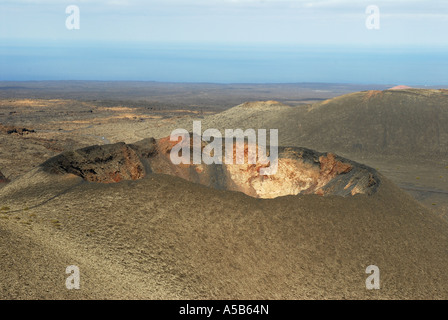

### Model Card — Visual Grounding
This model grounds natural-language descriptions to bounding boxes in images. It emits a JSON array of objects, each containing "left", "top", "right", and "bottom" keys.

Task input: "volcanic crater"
[{"left": 41, "top": 137, "right": 380, "bottom": 198}]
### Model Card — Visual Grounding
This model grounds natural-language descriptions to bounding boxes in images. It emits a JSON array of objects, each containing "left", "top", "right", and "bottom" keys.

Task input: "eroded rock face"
[
  {"left": 41, "top": 137, "right": 380, "bottom": 198},
  {"left": 41, "top": 142, "right": 146, "bottom": 183}
]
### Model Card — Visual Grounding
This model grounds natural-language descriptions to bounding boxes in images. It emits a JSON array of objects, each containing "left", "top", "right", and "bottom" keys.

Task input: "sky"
[{"left": 0, "top": 0, "right": 447, "bottom": 84}]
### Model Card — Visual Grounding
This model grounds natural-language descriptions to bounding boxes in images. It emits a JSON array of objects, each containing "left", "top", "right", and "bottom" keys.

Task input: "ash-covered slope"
[
  {"left": 40, "top": 137, "right": 380, "bottom": 198},
  {"left": 0, "top": 162, "right": 447, "bottom": 299},
  {"left": 198, "top": 89, "right": 448, "bottom": 158},
  {"left": 296, "top": 89, "right": 448, "bottom": 157},
  {"left": 1, "top": 90, "right": 447, "bottom": 299}
]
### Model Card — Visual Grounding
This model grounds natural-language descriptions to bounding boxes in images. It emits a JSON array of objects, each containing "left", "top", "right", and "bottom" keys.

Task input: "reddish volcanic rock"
[
  {"left": 319, "top": 153, "right": 352, "bottom": 175},
  {"left": 363, "top": 90, "right": 383, "bottom": 101},
  {"left": 40, "top": 137, "right": 380, "bottom": 198},
  {"left": 388, "top": 85, "right": 412, "bottom": 90}
]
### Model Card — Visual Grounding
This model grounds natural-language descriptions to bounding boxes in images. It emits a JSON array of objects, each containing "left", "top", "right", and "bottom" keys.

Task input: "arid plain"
[{"left": 0, "top": 82, "right": 447, "bottom": 299}]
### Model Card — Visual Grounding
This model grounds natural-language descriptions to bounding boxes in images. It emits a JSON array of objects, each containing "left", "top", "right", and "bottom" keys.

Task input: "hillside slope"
[
  {"left": 0, "top": 164, "right": 447, "bottom": 299},
  {"left": 195, "top": 89, "right": 448, "bottom": 159}
]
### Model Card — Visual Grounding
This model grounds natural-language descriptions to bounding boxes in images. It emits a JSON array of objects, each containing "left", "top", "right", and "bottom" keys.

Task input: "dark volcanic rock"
[
  {"left": 41, "top": 142, "right": 145, "bottom": 183},
  {"left": 0, "top": 124, "right": 35, "bottom": 135},
  {"left": 0, "top": 171, "right": 9, "bottom": 184}
]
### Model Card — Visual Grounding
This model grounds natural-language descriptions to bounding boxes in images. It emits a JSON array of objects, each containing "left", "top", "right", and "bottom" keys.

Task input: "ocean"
[{"left": 1, "top": 40, "right": 447, "bottom": 85}]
